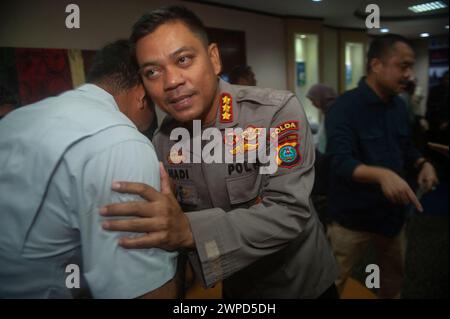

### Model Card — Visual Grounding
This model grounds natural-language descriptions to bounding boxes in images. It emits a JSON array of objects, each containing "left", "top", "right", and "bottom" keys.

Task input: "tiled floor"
[
  {"left": 352, "top": 214, "right": 449, "bottom": 298},
  {"left": 185, "top": 277, "right": 377, "bottom": 299},
  {"left": 185, "top": 214, "right": 449, "bottom": 299}
]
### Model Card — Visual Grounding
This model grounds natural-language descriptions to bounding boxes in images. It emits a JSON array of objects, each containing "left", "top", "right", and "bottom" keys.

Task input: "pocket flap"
[{"left": 226, "top": 171, "right": 260, "bottom": 205}]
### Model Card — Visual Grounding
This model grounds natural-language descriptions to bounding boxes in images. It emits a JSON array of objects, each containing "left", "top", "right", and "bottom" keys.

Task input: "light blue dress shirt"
[{"left": 0, "top": 84, "right": 177, "bottom": 298}]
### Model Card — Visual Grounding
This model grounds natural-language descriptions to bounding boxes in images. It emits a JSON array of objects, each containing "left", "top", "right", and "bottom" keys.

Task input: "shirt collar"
[
  {"left": 358, "top": 77, "right": 396, "bottom": 107},
  {"left": 76, "top": 83, "right": 120, "bottom": 111}
]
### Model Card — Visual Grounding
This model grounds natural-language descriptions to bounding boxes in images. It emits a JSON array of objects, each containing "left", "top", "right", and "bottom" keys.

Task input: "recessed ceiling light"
[
  {"left": 312, "top": 0, "right": 322, "bottom": 2},
  {"left": 420, "top": 32, "right": 430, "bottom": 37},
  {"left": 300, "top": 34, "right": 306, "bottom": 39},
  {"left": 408, "top": 1, "right": 447, "bottom": 13},
  {"left": 446, "top": 25, "right": 449, "bottom": 29},
  {"left": 380, "top": 28, "right": 390, "bottom": 33}
]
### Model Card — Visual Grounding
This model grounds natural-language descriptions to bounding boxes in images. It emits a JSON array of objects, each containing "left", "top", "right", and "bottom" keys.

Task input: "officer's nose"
[{"left": 163, "top": 66, "right": 185, "bottom": 91}]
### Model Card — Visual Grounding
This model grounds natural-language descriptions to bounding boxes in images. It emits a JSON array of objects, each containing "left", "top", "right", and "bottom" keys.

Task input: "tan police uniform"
[{"left": 153, "top": 79, "right": 338, "bottom": 298}]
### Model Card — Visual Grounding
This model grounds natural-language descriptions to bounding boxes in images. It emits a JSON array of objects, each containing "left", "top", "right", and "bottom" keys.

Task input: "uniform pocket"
[{"left": 225, "top": 171, "right": 261, "bottom": 206}]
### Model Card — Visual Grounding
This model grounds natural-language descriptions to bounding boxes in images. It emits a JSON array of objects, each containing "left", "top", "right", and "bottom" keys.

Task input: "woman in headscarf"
[
  {"left": 307, "top": 84, "right": 338, "bottom": 227},
  {"left": 306, "top": 84, "right": 337, "bottom": 154}
]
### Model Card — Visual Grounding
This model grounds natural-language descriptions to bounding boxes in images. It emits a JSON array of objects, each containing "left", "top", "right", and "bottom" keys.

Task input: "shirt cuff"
[
  {"left": 338, "top": 158, "right": 361, "bottom": 181},
  {"left": 186, "top": 208, "right": 241, "bottom": 288}
]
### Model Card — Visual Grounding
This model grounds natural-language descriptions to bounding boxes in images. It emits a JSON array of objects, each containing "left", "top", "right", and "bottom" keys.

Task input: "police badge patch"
[
  {"left": 270, "top": 121, "right": 299, "bottom": 140},
  {"left": 277, "top": 134, "right": 300, "bottom": 168}
]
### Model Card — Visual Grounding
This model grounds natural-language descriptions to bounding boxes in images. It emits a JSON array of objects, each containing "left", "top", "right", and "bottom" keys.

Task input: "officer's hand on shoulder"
[{"left": 100, "top": 163, "right": 195, "bottom": 251}]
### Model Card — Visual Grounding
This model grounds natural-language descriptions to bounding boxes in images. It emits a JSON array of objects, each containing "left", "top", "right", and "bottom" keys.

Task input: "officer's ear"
[{"left": 208, "top": 43, "right": 222, "bottom": 76}]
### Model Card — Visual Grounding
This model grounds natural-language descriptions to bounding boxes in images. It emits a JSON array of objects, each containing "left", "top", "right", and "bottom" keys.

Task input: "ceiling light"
[
  {"left": 380, "top": 28, "right": 389, "bottom": 33},
  {"left": 312, "top": 0, "right": 322, "bottom": 2},
  {"left": 408, "top": 1, "right": 447, "bottom": 13},
  {"left": 300, "top": 34, "right": 306, "bottom": 39},
  {"left": 420, "top": 32, "right": 430, "bottom": 37},
  {"left": 446, "top": 25, "right": 449, "bottom": 29}
]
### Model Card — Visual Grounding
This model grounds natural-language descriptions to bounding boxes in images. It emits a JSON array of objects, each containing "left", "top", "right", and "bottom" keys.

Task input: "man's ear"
[
  {"left": 135, "top": 84, "right": 146, "bottom": 110},
  {"left": 371, "top": 58, "right": 382, "bottom": 74},
  {"left": 208, "top": 43, "right": 222, "bottom": 76}
]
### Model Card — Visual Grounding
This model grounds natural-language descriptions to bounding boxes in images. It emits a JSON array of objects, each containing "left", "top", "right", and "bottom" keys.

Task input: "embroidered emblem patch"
[
  {"left": 270, "top": 121, "right": 299, "bottom": 140},
  {"left": 167, "top": 149, "right": 186, "bottom": 165},
  {"left": 224, "top": 125, "right": 262, "bottom": 155},
  {"left": 277, "top": 134, "right": 300, "bottom": 168}
]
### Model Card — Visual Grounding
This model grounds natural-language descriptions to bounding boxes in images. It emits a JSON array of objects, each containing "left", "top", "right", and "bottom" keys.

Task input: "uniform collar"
[{"left": 215, "top": 79, "right": 240, "bottom": 129}]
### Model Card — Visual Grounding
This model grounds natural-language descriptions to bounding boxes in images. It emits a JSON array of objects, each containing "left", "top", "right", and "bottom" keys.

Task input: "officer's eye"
[
  {"left": 178, "top": 55, "right": 193, "bottom": 66},
  {"left": 142, "top": 67, "right": 161, "bottom": 80}
]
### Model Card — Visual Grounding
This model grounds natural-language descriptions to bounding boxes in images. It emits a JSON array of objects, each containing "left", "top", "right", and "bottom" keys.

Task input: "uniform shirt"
[
  {"left": 153, "top": 79, "right": 338, "bottom": 298},
  {"left": 0, "top": 84, "right": 177, "bottom": 298},
  {"left": 326, "top": 78, "right": 422, "bottom": 237}
]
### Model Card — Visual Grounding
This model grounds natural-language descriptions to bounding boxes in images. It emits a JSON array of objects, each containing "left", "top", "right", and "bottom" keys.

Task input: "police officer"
[{"left": 100, "top": 6, "right": 338, "bottom": 298}]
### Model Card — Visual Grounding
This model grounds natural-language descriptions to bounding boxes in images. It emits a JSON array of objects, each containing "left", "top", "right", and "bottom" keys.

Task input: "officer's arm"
[{"left": 186, "top": 94, "right": 317, "bottom": 288}]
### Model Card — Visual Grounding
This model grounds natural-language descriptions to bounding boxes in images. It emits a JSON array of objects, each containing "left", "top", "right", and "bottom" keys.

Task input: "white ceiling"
[{"left": 190, "top": 0, "right": 449, "bottom": 38}]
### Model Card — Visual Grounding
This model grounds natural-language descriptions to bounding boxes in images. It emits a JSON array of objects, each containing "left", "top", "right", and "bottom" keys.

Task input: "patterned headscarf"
[{"left": 306, "top": 84, "right": 337, "bottom": 113}]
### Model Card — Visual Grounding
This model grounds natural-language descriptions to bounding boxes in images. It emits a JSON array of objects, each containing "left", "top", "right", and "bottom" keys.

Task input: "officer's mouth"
[{"left": 167, "top": 94, "right": 195, "bottom": 111}]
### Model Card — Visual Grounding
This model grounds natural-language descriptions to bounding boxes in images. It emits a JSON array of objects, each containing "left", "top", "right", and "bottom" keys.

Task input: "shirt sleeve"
[
  {"left": 70, "top": 137, "right": 177, "bottom": 299},
  {"left": 185, "top": 94, "right": 318, "bottom": 288},
  {"left": 325, "top": 101, "right": 362, "bottom": 181}
]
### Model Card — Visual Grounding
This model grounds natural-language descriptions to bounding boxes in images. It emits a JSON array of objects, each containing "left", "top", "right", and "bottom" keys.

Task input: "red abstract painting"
[{"left": 15, "top": 48, "right": 73, "bottom": 105}]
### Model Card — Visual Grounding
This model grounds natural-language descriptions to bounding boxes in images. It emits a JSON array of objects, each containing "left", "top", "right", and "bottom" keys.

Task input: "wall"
[
  {"left": 0, "top": 0, "right": 286, "bottom": 124},
  {"left": 411, "top": 39, "right": 430, "bottom": 116},
  {"left": 294, "top": 34, "right": 320, "bottom": 124},
  {"left": 322, "top": 27, "right": 339, "bottom": 92},
  {"left": 345, "top": 42, "right": 364, "bottom": 90},
  {"left": 0, "top": 1, "right": 431, "bottom": 116},
  {"left": 0, "top": 0, "right": 286, "bottom": 89}
]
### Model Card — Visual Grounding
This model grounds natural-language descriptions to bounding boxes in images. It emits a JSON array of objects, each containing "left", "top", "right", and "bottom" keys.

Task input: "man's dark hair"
[
  {"left": 86, "top": 39, "right": 141, "bottom": 93},
  {"left": 366, "top": 34, "right": 413, "bottom": 73},
  {"left": 130, "top": 6, "right": 209, "bottom": 48},
  {"left": 229, "top": 65, "right": 254, "bottom": 84}
]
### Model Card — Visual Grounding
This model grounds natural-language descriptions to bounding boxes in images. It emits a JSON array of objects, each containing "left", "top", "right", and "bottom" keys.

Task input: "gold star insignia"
[
  {"left": 222, "top": 105, "right": 231, "bottom": 113},
  {"left": 222, "top": 112, "right": 231, "bottom": 120},
  {"left": 222, "top": 96, "right": 231, "bottom": 105}
]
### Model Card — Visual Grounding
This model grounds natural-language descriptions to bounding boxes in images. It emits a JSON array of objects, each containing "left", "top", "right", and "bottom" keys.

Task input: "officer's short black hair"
[
  {"left": 366, "top": 34, "right": 413, "bottom": 74},
  {"left": 86, "top": 39, "right": 141, "bottom": 94},
  {"left": 130, "top": 6, "right": 209, "bottom": 48}
]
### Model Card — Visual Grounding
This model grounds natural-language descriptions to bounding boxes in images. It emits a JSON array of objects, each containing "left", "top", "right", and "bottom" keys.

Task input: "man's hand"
[
  {"left": 417, "top": 162, "right": 439, "bottom": 193},
  {"left": 378, "top": 169, "right": 423, "bottom": 212},
  {"left": 353, "top": 164, "right": 423, "bottom": 212},
  {"left": 100, "top": 163, "right": 195, "bottom": 251},
  {"left": 419, "top": 118, "right": 429, "bottom": 132},
  {"left": 428, "top": 142, "right": 449, "bottom": 157}
]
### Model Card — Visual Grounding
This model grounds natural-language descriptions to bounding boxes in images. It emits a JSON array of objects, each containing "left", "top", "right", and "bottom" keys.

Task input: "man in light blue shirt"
[{"left": 0, "top": 40, "right": 177, "bottom": 298}]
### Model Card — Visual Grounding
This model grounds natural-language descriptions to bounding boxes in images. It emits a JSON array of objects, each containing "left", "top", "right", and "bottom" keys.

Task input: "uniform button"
[{"left": 237, "top": 91, "right": 246, "bottom": 99}]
